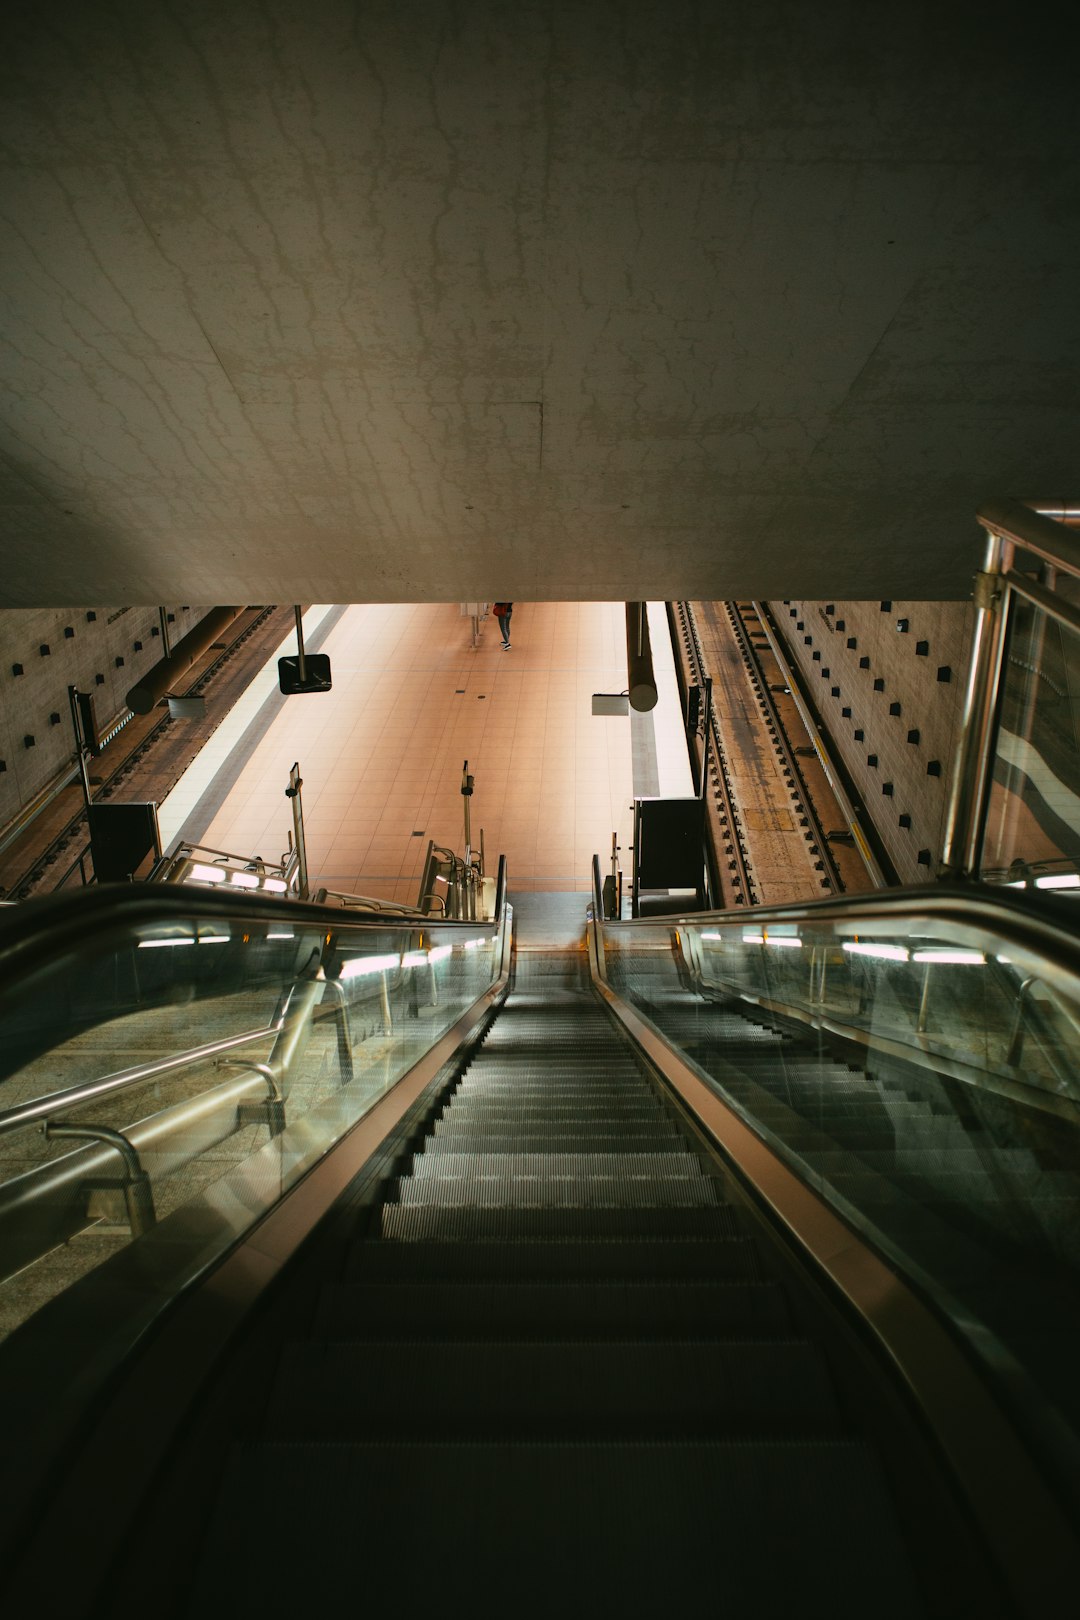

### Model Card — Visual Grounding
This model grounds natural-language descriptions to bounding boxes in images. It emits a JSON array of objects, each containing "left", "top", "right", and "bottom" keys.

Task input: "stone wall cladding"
[
  {"left": 777, "top": 599, "right": 975, "bottom": 885},
  {"left": 0, "top": 606, "right": 206, "bottom": 829}
]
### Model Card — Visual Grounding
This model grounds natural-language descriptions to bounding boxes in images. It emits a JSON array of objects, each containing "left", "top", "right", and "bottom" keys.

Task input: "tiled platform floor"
[{"left": 176, "top": 603, "right": 643, "bottom": 903}]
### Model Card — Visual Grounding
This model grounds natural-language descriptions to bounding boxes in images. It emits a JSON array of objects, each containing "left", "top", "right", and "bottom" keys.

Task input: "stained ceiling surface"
[{"left": 1, "top": 1, "right": 1078, "bottom": 606}]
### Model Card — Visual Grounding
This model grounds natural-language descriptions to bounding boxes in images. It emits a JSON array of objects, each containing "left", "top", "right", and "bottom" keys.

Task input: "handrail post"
[
  {"left": 285, "top": 763, "right": 309, "bottom": 900},
  {"left": 218, "top": 1059, "right": 287, "bottom": 1135},
  {"left": 321, "top": 979, "right": 355, "bottom": 1085},
  {"left": 43, "top": 1120, "right": 156, "bottom": 1236},
  {"left": 939, "top": 529, "right": 1009, "bottom": 880}
]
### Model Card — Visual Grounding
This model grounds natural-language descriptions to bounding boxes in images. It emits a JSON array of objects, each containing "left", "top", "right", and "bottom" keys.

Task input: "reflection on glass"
[
  {"left": 602, "top": 907, "right": 1080, "bottom": 1469},
  {"left": 983, "top": 595, "right": 1080, "bottom": 884},
  {"left": 0, "top": 909, "right": 500, "bottom": 1349}
]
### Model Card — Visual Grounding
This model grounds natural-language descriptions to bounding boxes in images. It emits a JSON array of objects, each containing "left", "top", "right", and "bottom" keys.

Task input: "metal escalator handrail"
[
  {"left": 589, "top": 963, "right": 1080, "bottom": 1611},
  {"left": 0, "top": 859, "right": 510, "bottom": 1120},
  {"left": 0, "top": 1021, "right": 281, "bottom": 1138},
  {"left": 978, "top": 498, "right": 1080, "bottom": 580},
  {"left": 0, "top": 864, "right": 508, "bottom": 984},
  {"left": 599, "top": 878, "right": 1080, "bottom": 987}
]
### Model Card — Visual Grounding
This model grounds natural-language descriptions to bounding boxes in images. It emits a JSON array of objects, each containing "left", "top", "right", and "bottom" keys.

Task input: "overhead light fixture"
[{"left": 1035, "top": 873, "right": 1080, "bottom": 890}]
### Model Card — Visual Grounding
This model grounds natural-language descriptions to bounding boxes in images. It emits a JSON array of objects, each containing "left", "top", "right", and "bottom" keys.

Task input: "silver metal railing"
[
  {"left": 941, "top": 500, "right": 1080, "bottom": 882},
  {"left": 0, "top": 1022, "right": 279, "bottom": 1139}
]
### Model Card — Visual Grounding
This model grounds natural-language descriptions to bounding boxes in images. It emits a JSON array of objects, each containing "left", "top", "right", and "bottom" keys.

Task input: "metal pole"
[
  {"left": 461, "top": 760, "right": 474, "bottom": 867},
  {"left": 286, "top": 762, "right": 309, "bottom": 899},
  {"left": 158, "top": 608, "right": 172, "bottom": 657},
  {"left": 939, "top": 530, "right": 1009, "bottom": 879},
  {"left": 293, "top": 606, "right": 308, "bottom": 684},
  {"left": 68, "top": 685, "right": 93, "bottom": 812},
  {"left": 700, "top": 676, "right": 713, "bottom": 800}
]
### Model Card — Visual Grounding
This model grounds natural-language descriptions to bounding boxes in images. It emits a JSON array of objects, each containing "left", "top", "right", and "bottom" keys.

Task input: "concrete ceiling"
[{"left": 1, "top": 1, "right": 1078, "bottom": 607}]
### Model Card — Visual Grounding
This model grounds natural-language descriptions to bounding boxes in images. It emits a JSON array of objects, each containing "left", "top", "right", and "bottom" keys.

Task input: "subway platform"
[{"left": 159, "top": 601, "right": 691, "bottom": 904}]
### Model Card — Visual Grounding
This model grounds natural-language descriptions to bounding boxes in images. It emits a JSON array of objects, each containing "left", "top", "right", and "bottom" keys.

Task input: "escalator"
[
  {"left": 178, "top": 949, "right": 932, "bottom": 1615},
  {"left": 0, "top": 877, "right": 1077, "bottom": 1614}
]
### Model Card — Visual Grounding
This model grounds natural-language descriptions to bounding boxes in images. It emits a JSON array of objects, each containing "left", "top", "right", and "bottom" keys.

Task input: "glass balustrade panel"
[
  {"left": 602, "top": 909, "right": 1080, "bottom": 1455},
  {"left": 0, "top": 908, "right": 500, "bottom": 1347},
  {"left": 982, "top": 592, "right": 1080, "bottom": 892}
]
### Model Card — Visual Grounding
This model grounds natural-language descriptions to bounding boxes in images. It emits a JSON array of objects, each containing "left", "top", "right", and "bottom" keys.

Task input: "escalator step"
[
  {"left": 405, "top": 1150, "right": 717, "bottom": 1179},
  {"left": 454, "top": 1086, "right": 649, "bottom": 1099},
  {"left": 314, "top": 1277, "right": 791, "bottom": 1337},
  {"left": 265, "top": 1338, "right": 841, "bottom": 1435},
  {"left": 187, "top": 1439, "right": 924, "bottom": 1618},
  {"left": 432, "top": 1116, "right": 678, "bottom": 1136},
  {"left": 396, "top": 1153, "right": 721, "bottom": 1209},
  {"left": 422, "top": 1134, "right": 685, "bottom": 1153},
  {"left": 374, "top": 1206, "right": 747, "bottom": 1245},
  {"left": 442, "top": 1104, "right": 667, "bottom": 1122}
]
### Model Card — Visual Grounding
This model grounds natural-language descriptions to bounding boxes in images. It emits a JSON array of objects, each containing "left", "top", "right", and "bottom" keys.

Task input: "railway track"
[
  {"left": 674, "top": 601, "right": 868, "bottom": 907},
  {"left": 672, "top": 601, "right": 757, "bottom": 907},
  {"left": 3, "top": 606, "right": 285, "bottom": 900}
]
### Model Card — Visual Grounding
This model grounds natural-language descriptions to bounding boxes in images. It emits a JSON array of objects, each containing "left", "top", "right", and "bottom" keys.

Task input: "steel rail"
[
  {"left": 723, "top": 600, "right": 847, "bottom": 895},
  {"left": 0, "top": 1023, "right": 280, "bottom": 1137},
  {"left": 750, "top": 600, "right": 888, "bottom": 889},
  {"left": 674, "top": 600, "right": 757, "bottom": 906}
]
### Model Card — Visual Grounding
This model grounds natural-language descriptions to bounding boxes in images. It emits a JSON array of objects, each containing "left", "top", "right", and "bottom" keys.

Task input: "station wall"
[
  {"left": 777, "top": 599, "right": 975, "bottom": 886},
  {"left": 0, "top": 607, "right": 206, "bottom": 832}
]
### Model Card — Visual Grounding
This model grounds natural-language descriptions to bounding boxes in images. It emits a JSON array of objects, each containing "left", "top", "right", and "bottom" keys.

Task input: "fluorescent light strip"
[
  {"left": 842, "top": 942, "right": 910, "bottom": 962},
  {"left": 267, "top": 931, "right": 296, "bottom": 941},
  {"left": 911, "top": 949, "right": 985, "bottom": 965},
  {"left": 339, "top": 953, "right": 399, "bottom": 980},
  {"left": 138, "top": 938, "right": 195, "bottom": 949},
  {"left": 189, "top": 863, "right": 227, "bottom": 884},
  {"left": 1035, "top": 873, "right": 1080, "bottom": 889}
]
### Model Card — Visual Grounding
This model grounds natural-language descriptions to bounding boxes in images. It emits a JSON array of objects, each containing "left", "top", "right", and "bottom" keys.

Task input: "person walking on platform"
[{"left": 493, "top": 602, "right": 514, "bottom": 648}]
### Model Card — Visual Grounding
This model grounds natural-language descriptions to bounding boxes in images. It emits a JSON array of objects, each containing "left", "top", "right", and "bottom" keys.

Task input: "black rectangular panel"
[{"left": 278, "top": 654, "right": 332, "bottom": 694}]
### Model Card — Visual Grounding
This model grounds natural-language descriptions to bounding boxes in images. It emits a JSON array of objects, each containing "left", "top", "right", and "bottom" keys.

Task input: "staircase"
[{"left": 187, "top": 948, "right": 925, "bottom": 1615}]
